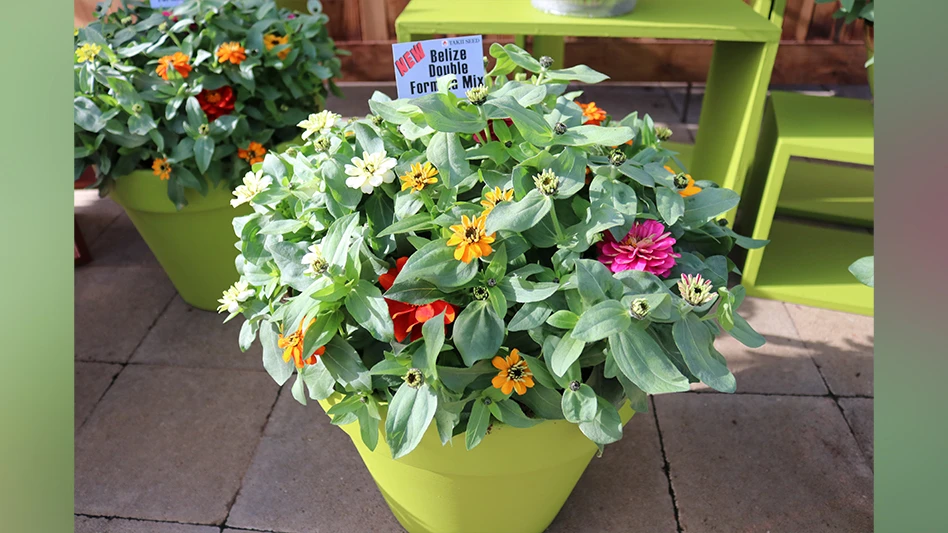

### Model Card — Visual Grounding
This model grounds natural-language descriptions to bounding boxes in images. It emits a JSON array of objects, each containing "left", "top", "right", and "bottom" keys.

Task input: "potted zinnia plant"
[
  {"left": 74, "top": 0, "right": 343, "bottom": 310},
  {"left": 222, "top": 44, "right": 766, "bottom": 533}
]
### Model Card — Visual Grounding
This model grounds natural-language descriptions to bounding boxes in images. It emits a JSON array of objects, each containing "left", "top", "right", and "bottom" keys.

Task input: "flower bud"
[
  {"left": 198, "top": 123, "right": 210, "bottom": 136},
  {"left": 673, "top": 173, "right": 690, "bottom": 189},
  {"left": 466, "top": 85, "right": 489, "bottom": 106},
  {"left": 569, "top": 380, "right": 581, "bottom": 392},
  {"left": 132, "top": 103, "right": 143, "bottom": 114},
  {"left": 487, "top": 278, "right": 497, "bottom": 287},
  {"left": 655, "top": 126, "right": 673, "bottom": 141},
  {"left": 539, "top": 56, "right": 554, "bottom": 69},
  {"left": 504, "top": 140, "right": 513, "bottom": 148},
  {"left": 554, "top": 122, "right": 567, "bottom": 135},
  {"left": 472, "top": 286, "right": 490, "bottom": 301},
  {"left": 370, "top": 114, "right": 385, "bottom": 126},
  {"left": 609, "top": 149, "right": 627, "bottom": 166},
  {"left": 533, "top": 168, "right": 560, "bottom": 196},
  {"left": 483, "top": 397, "right": 492, "bottom": 405},
  {"left": 514, "top": 72, "right": 528, "bottom": 82},
  {"left": 678, "top": 273, "right": 717, "bottom": 306},
  {"left": 404, "top": 368, "right": 424, "bottom": 388},
  {"left": 630, "top": 298, "right": 650, "bottom": 319},
  {"left": 313, "top": 136, "right": 331, "bottom": 152}
]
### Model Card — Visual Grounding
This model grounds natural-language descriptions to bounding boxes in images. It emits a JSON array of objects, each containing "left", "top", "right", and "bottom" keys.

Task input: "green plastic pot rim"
[{"left": 108, "top": 169, "right": 236, "bottom": 214}]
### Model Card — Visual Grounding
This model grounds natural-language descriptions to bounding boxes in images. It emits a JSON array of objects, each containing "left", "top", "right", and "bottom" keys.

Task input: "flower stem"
[
  {"left": 548, "top": 199, "right": 565, "bottom": 244},
  {"left": 418, "top": 190, "right": 437, "bottom": 218}
]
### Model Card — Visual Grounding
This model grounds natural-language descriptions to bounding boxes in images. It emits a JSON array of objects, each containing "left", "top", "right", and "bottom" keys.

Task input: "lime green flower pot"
[
  {"left": 109, "top": 171, "right": 250, "bottom": 311},
  {"left": 318, "top": 394, "right": 635, "bottom": 533}
]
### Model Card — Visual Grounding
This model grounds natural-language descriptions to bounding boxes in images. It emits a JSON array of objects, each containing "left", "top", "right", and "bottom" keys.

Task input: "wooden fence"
[{"left": 75, "top": 0, "right": 871, "bottom": 85}]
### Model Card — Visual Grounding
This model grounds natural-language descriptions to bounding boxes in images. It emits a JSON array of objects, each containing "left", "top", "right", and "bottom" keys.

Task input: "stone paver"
[
  {"left": 89, "top": 213, "right": 160, "bottom": 268},
  {"left": 785, "top": 303, "right": 874, "bottom": 396},
  {"left": 130, "top": 296, "right": 263, "bottom": 370},
  {"left": 839, "top": 397, "right": 874, "bottom": 467},
  {"left": 227, "top": 387, "right": 403, "bottom": 533},
  {"left": 75, "top": 361, "right": 122, "bottom": 431},
  {"left": 75, "top": 190, "right": 124, "bottom": 244},
  {"left": 75, "top": 266, "right": 176, "bottom": 363},
  {"left": 826, "top": 84, "right": 873, "bottom": 100},
  {"left": 655, "top": 393, "right": 873, "bottom": 533},
  {"left": 75, "top": 365, "right": 280, "bottom": 525},
  {"left": 693, "top": 297, "right": 827, "bottom": 395},
  {"left": 75, "top": 516, "right": 219, "bottom": 533},
  {"left": 548, "top": 410, "right": 677, "bottom": 532}
]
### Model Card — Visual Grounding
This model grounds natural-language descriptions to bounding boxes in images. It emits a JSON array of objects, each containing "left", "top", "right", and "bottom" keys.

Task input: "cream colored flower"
[
  {"left": 344, "top": 150, "right": 397, "bottom": 194},
  {"left": 217, "top": 280, "right": 255, "bottom": 314},
  {"left": 231, "top": 170, "right": 271, "bottom": 207},
  {"left": 301, "top": 244, "right": 328, "bottom": 277},
  {"left": 297, "top": 110, "right": 341, "bottom": 140}
]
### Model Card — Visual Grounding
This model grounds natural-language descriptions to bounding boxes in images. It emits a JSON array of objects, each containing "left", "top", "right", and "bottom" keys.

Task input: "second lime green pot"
[
  {"left": 318, "top": 394, "right": 635, "bottom": 533},
  {"left": 109, "top": 170, "right": 249, "bottom": 311}
]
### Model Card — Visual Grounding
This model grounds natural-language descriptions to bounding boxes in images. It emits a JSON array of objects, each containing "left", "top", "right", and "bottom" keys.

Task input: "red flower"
[
  {"left": 196, "top": 86, "right": 235, "bottom": 121},
  {"left": 380, "top": 257, "right": 457, "bottom": 343},
  {"left": 473, "top": 118, "right": 514, "bottom": 144}
]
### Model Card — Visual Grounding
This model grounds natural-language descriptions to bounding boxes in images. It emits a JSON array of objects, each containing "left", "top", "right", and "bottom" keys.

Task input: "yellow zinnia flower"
[
  {"left": 399, "top": 162, "right": 439, "bottom": 192},
  {"left": 75, "top": 43, "right": 101, "bottom": 63},
  {"left": 152, "top": 158, "right": 171, "bottom": 181},
  {"left": 264, "top": 33, "right": 291, "bottom": 60},
  {"left": 491, "top": 349, "right": 535, "bottom": 395},
  {"left": 665, "top": 165, "right": 701, "bottom": 198},
  {"left": 480, "top": 186, "right": 514, "bottom": 214},
  {"left": 216, "top": 41, "right": 247, "bottom": 65},
  {"left": 447, "top": 213, "right": 495, "bottom": 263}
]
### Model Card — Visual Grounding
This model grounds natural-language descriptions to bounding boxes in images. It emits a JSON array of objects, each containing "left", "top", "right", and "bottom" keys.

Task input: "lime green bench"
[
  {"left": 736, "top": 91, "right": 874, "bottom": 316},
  {"left": 395, "top": 0, "right": 786, "bottom": 221}
]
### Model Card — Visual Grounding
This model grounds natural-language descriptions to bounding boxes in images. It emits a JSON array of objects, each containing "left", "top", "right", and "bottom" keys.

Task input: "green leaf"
[
  {"left": 438, "top": 360, "right": 495, "bottom": 393},
  {"left": 465, "top": 398, "right": 492, "bottom": 450},
  {"left": 300, "top": 360, "right": 336, "bottom": 400},
  {"left": 498, "top": 276, "right": 560, "bottom": 304},
  {"left": 345, "top": 280, "right": 394, "bottom": 342},
  {"left": 545, "top": 65, "right": 609, "bottom": 83},
  {"left": 574, "top": 259, "right": 624, "bottom": 306},
  {"left": 616, "top": 373, "right": 649, "bottom": 413},
  {"left": 435, "top": 392, "right": 464, "bottom": 444},
  {"left": 501, "top": 43, "right": 543, "bottom": 72},
  {"left": 485, "top": 243, "right": 508, "bottom": 280},
  {"left": 321, "top": 213, "right": 361, "bottom": 273},
  {"left": 546, "top": 310, "right": 579, "bottom": 330},
  {"left": 106, "top": 77, "right": 145, "bottom": 114},
  {"left": 673, "top": 314, "right": 736, "bottom": 393},
  {"left": 418, "top": 309, "right": 446, "bottom": 377},
  {"left": 578, "top": 397, "right": 624, "bottom": 445},
  {"left": 357, "top": 406, "right": 380, "bottom": 451},
  {"left": 377, "top": 213, "right": 436, "bottom": 237},
  {"left": 496, "top": 399, "right": 540, "bottom": 428},
  {"left": 260, "top": 322, "right": 293, "bottom": 386},
  {"left": 572, "top": 300, "right": 632, "bottom": 342},
  {"left": 485, "top": 96, "right": 554, "bottom": 146},
  {"left": 484, "top": 189, "right": 552, "bottom": 234},
  {"left": 322, "top": 337, "right": 372, "bottom": 392},
  {"left": 727, "top": 312, "right": 766, "bottom": 348},
  {"left": 265, "top": 240, "right": 310, "bottom": 292},
  {"left": 453, "top": 301, "right": 505, "bottom": 366},
  {"left": 291, "top": 373, "right": 308, "bottom": 405},
  {"left": 185, "top": 96, "right": 207, "bottom": 129},
  {"left": 554, "top": 125, "right": 634, "bottom": 147},
  {"left": 74, "top": 97, "right": 108, "bottom": 132},
  {"left": 548, "top": 331, "right": 586, "bottom": 377},
  {"left": 562, "top": 383, "right": 598, "bottom": 423},
  {"left": 848, "top": 256, "right": 874, "bottom": 287},
  {"left": 194, "top": 135, "right": 214, "bottom": 174},
  {"left": 520, "top": 386, "right": 564, "bottom": 419},
  {"left": 682, "top": 189, "right": 740, "bottom": 225},
  {"left": 128, "top": 113, "right": 157, "bottom": 136},
  {"left": 383, "top": 279, "right": 448, "bottom": 305},
  {"left": 385, "top": 382, "right": 438, "bottom": 459},
  {"left": 352, "top": 122, "right": 384, "bottom": 154},
  {"left": 656, "top": 187, "right": 685, "bottom": 226},
  {"left": 609, "top": 326, "right": 690, "bottom": 394},
  {"left": 427, "top": 132, "right": 472, "bottom": 188},
  {"left": 507, "top": 301, "right": 552, "bottom": 332},
  {"left": 413, "top": 92, "right": 486, "bottom": 134},
  {"left": 396, "top": 238, "right": 479, "bottom": 289}
]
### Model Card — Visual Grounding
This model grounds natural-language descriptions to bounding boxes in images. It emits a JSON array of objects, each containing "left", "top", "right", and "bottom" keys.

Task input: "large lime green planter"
[
  {"left": 109, "top": 171, "right": 249, "bottom": 311},
  {"left": 318, "top": 394, "right": 635, "bottom": 533}
]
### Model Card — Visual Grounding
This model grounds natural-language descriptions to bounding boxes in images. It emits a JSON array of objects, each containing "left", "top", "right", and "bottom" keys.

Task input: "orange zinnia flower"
[
  {"left": 278, "top": 318, "right": 326, "bottom": 369},
  {"left": 156, "top": 52, "right": 191, "bottom": 80},
  {"left": 577, "top": 101, "right": 607, "bottom": 126},
  {"left": 491, "top": 349, "right": 535, "bottom": 395},
  {"left": 665, "top": 165, "right": 702, "bottom": 197},
  {"left": 447, "top": 213, "right": 495, "bottom": 264},
  {"left": 238, "top": 141, "right": 267, "bottom": 165},
  {"left": 152, "top": 158, "right": 171, "bottom": 180},
  {"left": 379, "top": 257, "right": 457, "bottom": 343},
  {"left": 264, "top": 33, "right": 291, "bottom": 60},
  {"left": 216, "top": 41, "right": 247, "bottom": 65}
]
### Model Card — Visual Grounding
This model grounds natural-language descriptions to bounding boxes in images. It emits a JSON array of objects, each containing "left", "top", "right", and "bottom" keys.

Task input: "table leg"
[
  {"left": 531, "top": 35, "right": 565, "bottom": 69},
  {"left": 689, "top": 40, "right": 779, "bottom": 222}
]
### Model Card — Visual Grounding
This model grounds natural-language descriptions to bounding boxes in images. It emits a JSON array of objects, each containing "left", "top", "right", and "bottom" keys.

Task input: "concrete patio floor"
[{"left": 74, "top": 83, "right": 874, "bottom": 533}]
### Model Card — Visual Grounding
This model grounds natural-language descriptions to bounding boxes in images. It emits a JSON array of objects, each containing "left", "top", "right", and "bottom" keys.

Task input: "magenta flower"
[
  {"left": 596, "top": 220, "right": 680, "bottom": 277},
  {"left": 162, "top": 10, "right": 172, "bottom": 16},
  {"left": 287, "top": 13, "right": 297, "bottom": 19}
]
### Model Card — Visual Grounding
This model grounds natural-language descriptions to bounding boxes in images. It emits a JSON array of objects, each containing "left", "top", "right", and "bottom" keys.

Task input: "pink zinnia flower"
[
  {"left": 287, "top": 13, "right": 297, "bottom": 19},
  {"left": 596, "top": 220, "right": 680, "bottom": 277}
]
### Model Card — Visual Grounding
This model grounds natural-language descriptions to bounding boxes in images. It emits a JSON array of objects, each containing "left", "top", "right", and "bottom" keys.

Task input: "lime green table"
[
  {"left": 736, "top": 91, "right": 874, "bottom": 316},
  {"left": 396, "top": 0, "right": 786, "bottom": 216}
]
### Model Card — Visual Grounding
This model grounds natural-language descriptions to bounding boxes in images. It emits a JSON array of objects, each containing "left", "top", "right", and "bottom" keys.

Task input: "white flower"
[
  {"left": 231, "top": 170, "right": 272, "bottom": 207},
  {"left": 217, "top": 280, "right": 255, "bottom": 314},
  {"left": 297, "top": 110, "right": 341, "bottom": 140},
  {"left": 301, "top": 243, "right": 328, "bottom": 277},
  {"left": 344, "top": 150, "right": 397, "bottom": 194}
]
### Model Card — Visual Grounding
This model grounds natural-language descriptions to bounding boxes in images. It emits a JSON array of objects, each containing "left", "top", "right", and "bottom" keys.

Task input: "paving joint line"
[
  {"left": 650, "top": 397, "right": 684, "bottom": 533},
  {"left": 220, "top": 384, "right": 285, "bottom": 529},
  {"left": 75, "top": 512, "right": 218, "bottom": 529}
]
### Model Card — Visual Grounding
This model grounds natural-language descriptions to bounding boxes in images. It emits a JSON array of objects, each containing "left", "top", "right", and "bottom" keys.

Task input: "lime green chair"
[{"left": 736, "top": 91, "right": 874, "bottom": 316}]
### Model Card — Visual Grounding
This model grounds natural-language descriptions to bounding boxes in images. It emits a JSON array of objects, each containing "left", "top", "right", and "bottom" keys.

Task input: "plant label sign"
[
  {"left": 151, "top": 0, "right": 185, "bottom": 7},
  {"left": 392, "top": 35, "right": 485, "bottom": 99}
]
